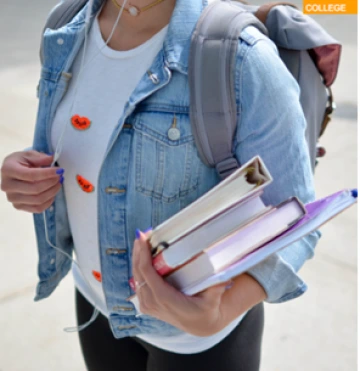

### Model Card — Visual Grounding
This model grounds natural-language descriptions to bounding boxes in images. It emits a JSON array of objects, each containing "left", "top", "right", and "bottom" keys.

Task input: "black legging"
[{"left": 75, "top": 289, "right": 264, "bottom": 371}]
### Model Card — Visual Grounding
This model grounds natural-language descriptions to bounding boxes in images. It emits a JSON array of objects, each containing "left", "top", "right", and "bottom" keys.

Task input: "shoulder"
[
  {"left": 236, "top": 25, "right": 280, "bottom": 71},
  {"left": 240, "top": 25, "right": 273, "bottom": 47},
  {"left": 41, "top": 4, "right": 86, "bottom": 74},
  {"left": 235, "top": 25, "right": 300, "bottom": 97},
  {"left": 44, "top": 1, "right": 86, "bottom": 31}
]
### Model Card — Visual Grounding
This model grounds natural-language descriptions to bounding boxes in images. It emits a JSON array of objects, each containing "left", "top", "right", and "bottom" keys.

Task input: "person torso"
[
  {"left": 49, "top": 8, "right": 248, "bottom": 353},
  {"left": 33, "top": 0, "right": 282, "bottom": 342}
]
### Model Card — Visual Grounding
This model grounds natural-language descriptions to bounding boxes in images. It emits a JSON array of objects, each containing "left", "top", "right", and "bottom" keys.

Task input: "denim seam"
[
  {"left": 134, "top": 122, "right": 194, "bottom": 146},
  {"left": 136, "top": 103, "right": 190, "bottom": 113},
  {"left": 134, "top": 127, "right": 200, "bottom": 203},
  {"left": 34, "top": 257, "right": 72, "bottom": 301},
  {"left": 236, "top": 39, "right": 254, "bottom": 147}
]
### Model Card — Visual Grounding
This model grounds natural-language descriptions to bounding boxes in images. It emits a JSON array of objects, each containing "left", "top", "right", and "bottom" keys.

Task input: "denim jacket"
[{"left": 32, "top": 0, "right": 320, "bottom": 338}]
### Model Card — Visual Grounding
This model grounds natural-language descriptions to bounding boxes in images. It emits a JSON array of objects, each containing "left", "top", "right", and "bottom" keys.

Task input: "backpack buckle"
[
  {"left": 319, "top": 88, "right": 336, "bottom": 137},
  {"left": 215, "top": 158, "right": 240, "bottom": 179}
]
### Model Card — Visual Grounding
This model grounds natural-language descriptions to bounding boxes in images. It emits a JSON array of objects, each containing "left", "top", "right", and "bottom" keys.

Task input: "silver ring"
[{"left": 135, "top": 280, "right": 147, "bottom": 292}]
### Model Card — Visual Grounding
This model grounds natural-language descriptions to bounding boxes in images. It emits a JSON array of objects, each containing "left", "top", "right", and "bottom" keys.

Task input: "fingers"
[
  {"left": 1, "top": 150, "right": 64, "bottom": 214},
  {"left": 20, "top": 150, "right": 54, "bottom": 168},
  {"left": 6, "top": 162, "right": 62, "bottom": 182},
  {"left": 132, "top": 237, "right": 145, "bottom": 285},
  {"left": 3, "top": 175, "right": 61, "bottom": 196},
  {"left": 136, "top": 231, "right": 173, "bottom": 296},
  {"left": 1, "top": 151, "right": 62, "bottom": 183},
  {"left": 13, "top": 197, "right": 56, "bottom": 214},
  {"left": 131, "top": 230, "right": 228, "bottom": 330},
  {"left": 8, "top": 180, "right": 62, "bottom": 206},
  {"left": 132, "top": 230, "right": 179, "bottom": 316},
  {"left": 132, "top": 235, "right": 155, "bottom": 313}
]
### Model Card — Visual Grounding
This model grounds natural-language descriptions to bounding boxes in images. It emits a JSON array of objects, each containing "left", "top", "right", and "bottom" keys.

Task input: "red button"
[
  {"left": 76, "top": 175, "right": 95, "bottom": 193},
  {"left": 71, "top": 115, "right": 91, "bottom": 130},
  {"left": 92, "top": 270, "right": 102, "bottom": 282}
]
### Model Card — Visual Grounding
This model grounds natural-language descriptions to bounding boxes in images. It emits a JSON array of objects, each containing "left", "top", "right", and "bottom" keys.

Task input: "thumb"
[{"left": 23, "top": 151, "right": 54, "bottom": 168}]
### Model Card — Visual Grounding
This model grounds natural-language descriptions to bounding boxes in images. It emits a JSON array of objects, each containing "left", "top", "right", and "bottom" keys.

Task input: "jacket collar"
[
  {"left": 163, "top": 0, "right": 208, "bottom": 74},
  {"left": 82, "top": 0, "right": 208, "bottom": 74}
]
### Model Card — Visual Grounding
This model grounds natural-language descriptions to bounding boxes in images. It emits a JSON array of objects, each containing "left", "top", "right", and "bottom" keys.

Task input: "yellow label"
[{"left": 303, "top": 0, "right": 357, "bottom": 14}]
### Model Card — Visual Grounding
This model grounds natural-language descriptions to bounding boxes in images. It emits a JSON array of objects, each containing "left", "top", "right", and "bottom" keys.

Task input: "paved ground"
[{"left": 0, "top": 1, "right": 357, "bottom": 370}]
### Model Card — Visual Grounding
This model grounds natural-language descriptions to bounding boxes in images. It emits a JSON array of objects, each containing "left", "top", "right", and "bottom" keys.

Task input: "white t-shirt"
[{"left": 51, "top": 14, "right": 245, "bottom": 354}]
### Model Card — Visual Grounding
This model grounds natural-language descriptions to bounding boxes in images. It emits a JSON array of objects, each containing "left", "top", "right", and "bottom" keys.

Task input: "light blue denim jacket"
[{"left": 32, "top": 0, "right": 321, "bottom": 338}]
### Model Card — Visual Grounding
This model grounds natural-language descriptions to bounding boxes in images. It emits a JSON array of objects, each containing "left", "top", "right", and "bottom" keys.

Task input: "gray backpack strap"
[
  {"left": 189, "top": 0, "right": 267, "bottom": 179},
  {"left": 40, "top": 0, "right": 87, "bottom": 64}
]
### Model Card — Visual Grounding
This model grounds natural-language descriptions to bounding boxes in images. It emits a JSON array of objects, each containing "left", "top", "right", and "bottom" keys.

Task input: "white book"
[
  {"left": 149, "top": 156, "right": 272, "bottom": 251},
  {"left": 152, "top": 191, "right": 270, "bottom": 275}
]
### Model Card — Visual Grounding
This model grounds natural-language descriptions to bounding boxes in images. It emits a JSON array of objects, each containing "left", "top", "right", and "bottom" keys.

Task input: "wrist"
[
  {"left": 178, "top": 311, "right": 224, "bottom": 337},
  {"left": 220, "top": 273, "right": 267, "bottom": 325}
]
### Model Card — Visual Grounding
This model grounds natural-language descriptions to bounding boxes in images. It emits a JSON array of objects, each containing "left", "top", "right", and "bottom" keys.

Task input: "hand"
[
  {"left": 131, "top": 230, "right": 231, "bottom": 337},
  {"left": 1, "top": 150, "right": 64, "bottom": 213}
]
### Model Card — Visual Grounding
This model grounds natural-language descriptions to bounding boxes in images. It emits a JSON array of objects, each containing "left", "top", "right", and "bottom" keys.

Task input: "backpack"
[{"left": 40, "top": 0, "right": 341, "bottom": 179}]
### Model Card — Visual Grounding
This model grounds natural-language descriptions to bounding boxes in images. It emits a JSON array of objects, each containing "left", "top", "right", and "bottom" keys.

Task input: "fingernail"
[
  {"left": 56, "top": 168, "right": 64, "bottom": 175},
  {"left": 60, "top": 176, "right": 64, "bottom": 185},
  {"left": 144, "top": 227, "right": 153, "bottom": 233},
  {"left": 135, "top": 229, "right": 141, "bottom": 239},
  {"left": 225, "top": 281, "right": 234, "bottom": 290},
  {"left": 48, "top": 152, "right": 54, "bottom": 156}
]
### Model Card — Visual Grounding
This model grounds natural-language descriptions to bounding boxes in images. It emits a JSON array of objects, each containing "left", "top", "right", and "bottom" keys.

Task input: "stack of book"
[{"left": 129, "top": 156, "right": 357, "bottom": 304}]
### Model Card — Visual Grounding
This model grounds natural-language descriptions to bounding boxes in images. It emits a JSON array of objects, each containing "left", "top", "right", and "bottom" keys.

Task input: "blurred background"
[{"left": 0, "top": 0, "right": 357, "bottom": 370}]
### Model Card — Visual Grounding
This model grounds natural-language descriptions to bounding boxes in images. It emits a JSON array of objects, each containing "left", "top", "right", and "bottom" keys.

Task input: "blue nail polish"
[
  {"left": 144, "top": 227, "right": 153, "bottom": 233},
  {"left": 351, "top": 189, "right": 358, "bottom": 198},
  {"left": 135, "top": 229, "right": 141, "bottom": 239},
  {"left": 60, "top": 176, "right": 64, "bottom": 185},
  {"left": 56, "top": 168, "right": 64, "bottom": 175}
]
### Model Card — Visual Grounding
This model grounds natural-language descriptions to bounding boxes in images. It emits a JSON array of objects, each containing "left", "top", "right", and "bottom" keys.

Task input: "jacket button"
[
  {"left": 113, "top": 306, "right": 133, "bottom": 312},
  {"left": 57, "top": 38, "right": 64, "bottom": 45},
  {"left": 147, "top": 71, "right": 159, "bottom": 84},
  {"left": 118, "top": 325, "right": 137, "bottom": 330},
  {"left": 168, "top": 128, "right": 181, "bottom": 141},
  {"left": 105, "top": 187, "right": 126, "bottom": 194},
  {"left": 106, "top": 248, "right": 126, "bottom": 255}
]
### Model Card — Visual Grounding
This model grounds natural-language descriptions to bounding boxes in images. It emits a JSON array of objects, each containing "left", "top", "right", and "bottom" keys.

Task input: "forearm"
[
  {"left": 233, "top": 34, "right": 320, "bottom": 304},
  {"left": 219, "top": 273, "right": 267, "bottom": 327}
]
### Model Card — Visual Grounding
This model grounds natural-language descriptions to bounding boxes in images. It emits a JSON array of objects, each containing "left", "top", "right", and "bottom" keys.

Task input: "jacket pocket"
[{"left": 133, "top": 111, "right": 201, "bottom": 203}]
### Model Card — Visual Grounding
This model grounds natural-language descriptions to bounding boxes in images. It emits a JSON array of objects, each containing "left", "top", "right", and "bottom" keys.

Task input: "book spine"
[{"left": 152, "top": 253, "right": 173, "bottom": 275}]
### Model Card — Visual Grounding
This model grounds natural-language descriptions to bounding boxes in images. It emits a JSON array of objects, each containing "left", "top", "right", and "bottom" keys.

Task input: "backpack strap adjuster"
[
  {"left": 319, "top": 87, "right": 336, "bottom": 137},
  {"left": 215, "top": 157, "right": 240, "bottom": 179}
]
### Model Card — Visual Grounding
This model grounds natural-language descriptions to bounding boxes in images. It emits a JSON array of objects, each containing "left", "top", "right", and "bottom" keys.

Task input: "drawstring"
[
  {"left": 43, "top": 212, "right": 100, "bottom": 332},
  {"left": 52, "top": 0, "right": 128, "bottom": 166},
  {"left": 43, "top": 0, "right": 129, "bottom": 333},
  {"left": 64, "top": 308, "right": 100, "bottom": 333}
]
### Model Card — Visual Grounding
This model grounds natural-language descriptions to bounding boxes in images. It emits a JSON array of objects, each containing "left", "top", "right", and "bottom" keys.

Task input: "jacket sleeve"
[{"left": 234, "top": 28, "right": 321, "bottom": 303}]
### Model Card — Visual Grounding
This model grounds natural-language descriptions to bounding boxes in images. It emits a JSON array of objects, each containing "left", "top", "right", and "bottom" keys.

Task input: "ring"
[{"left": 135, "top": 280, "right": 147, "bottom": 292}]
